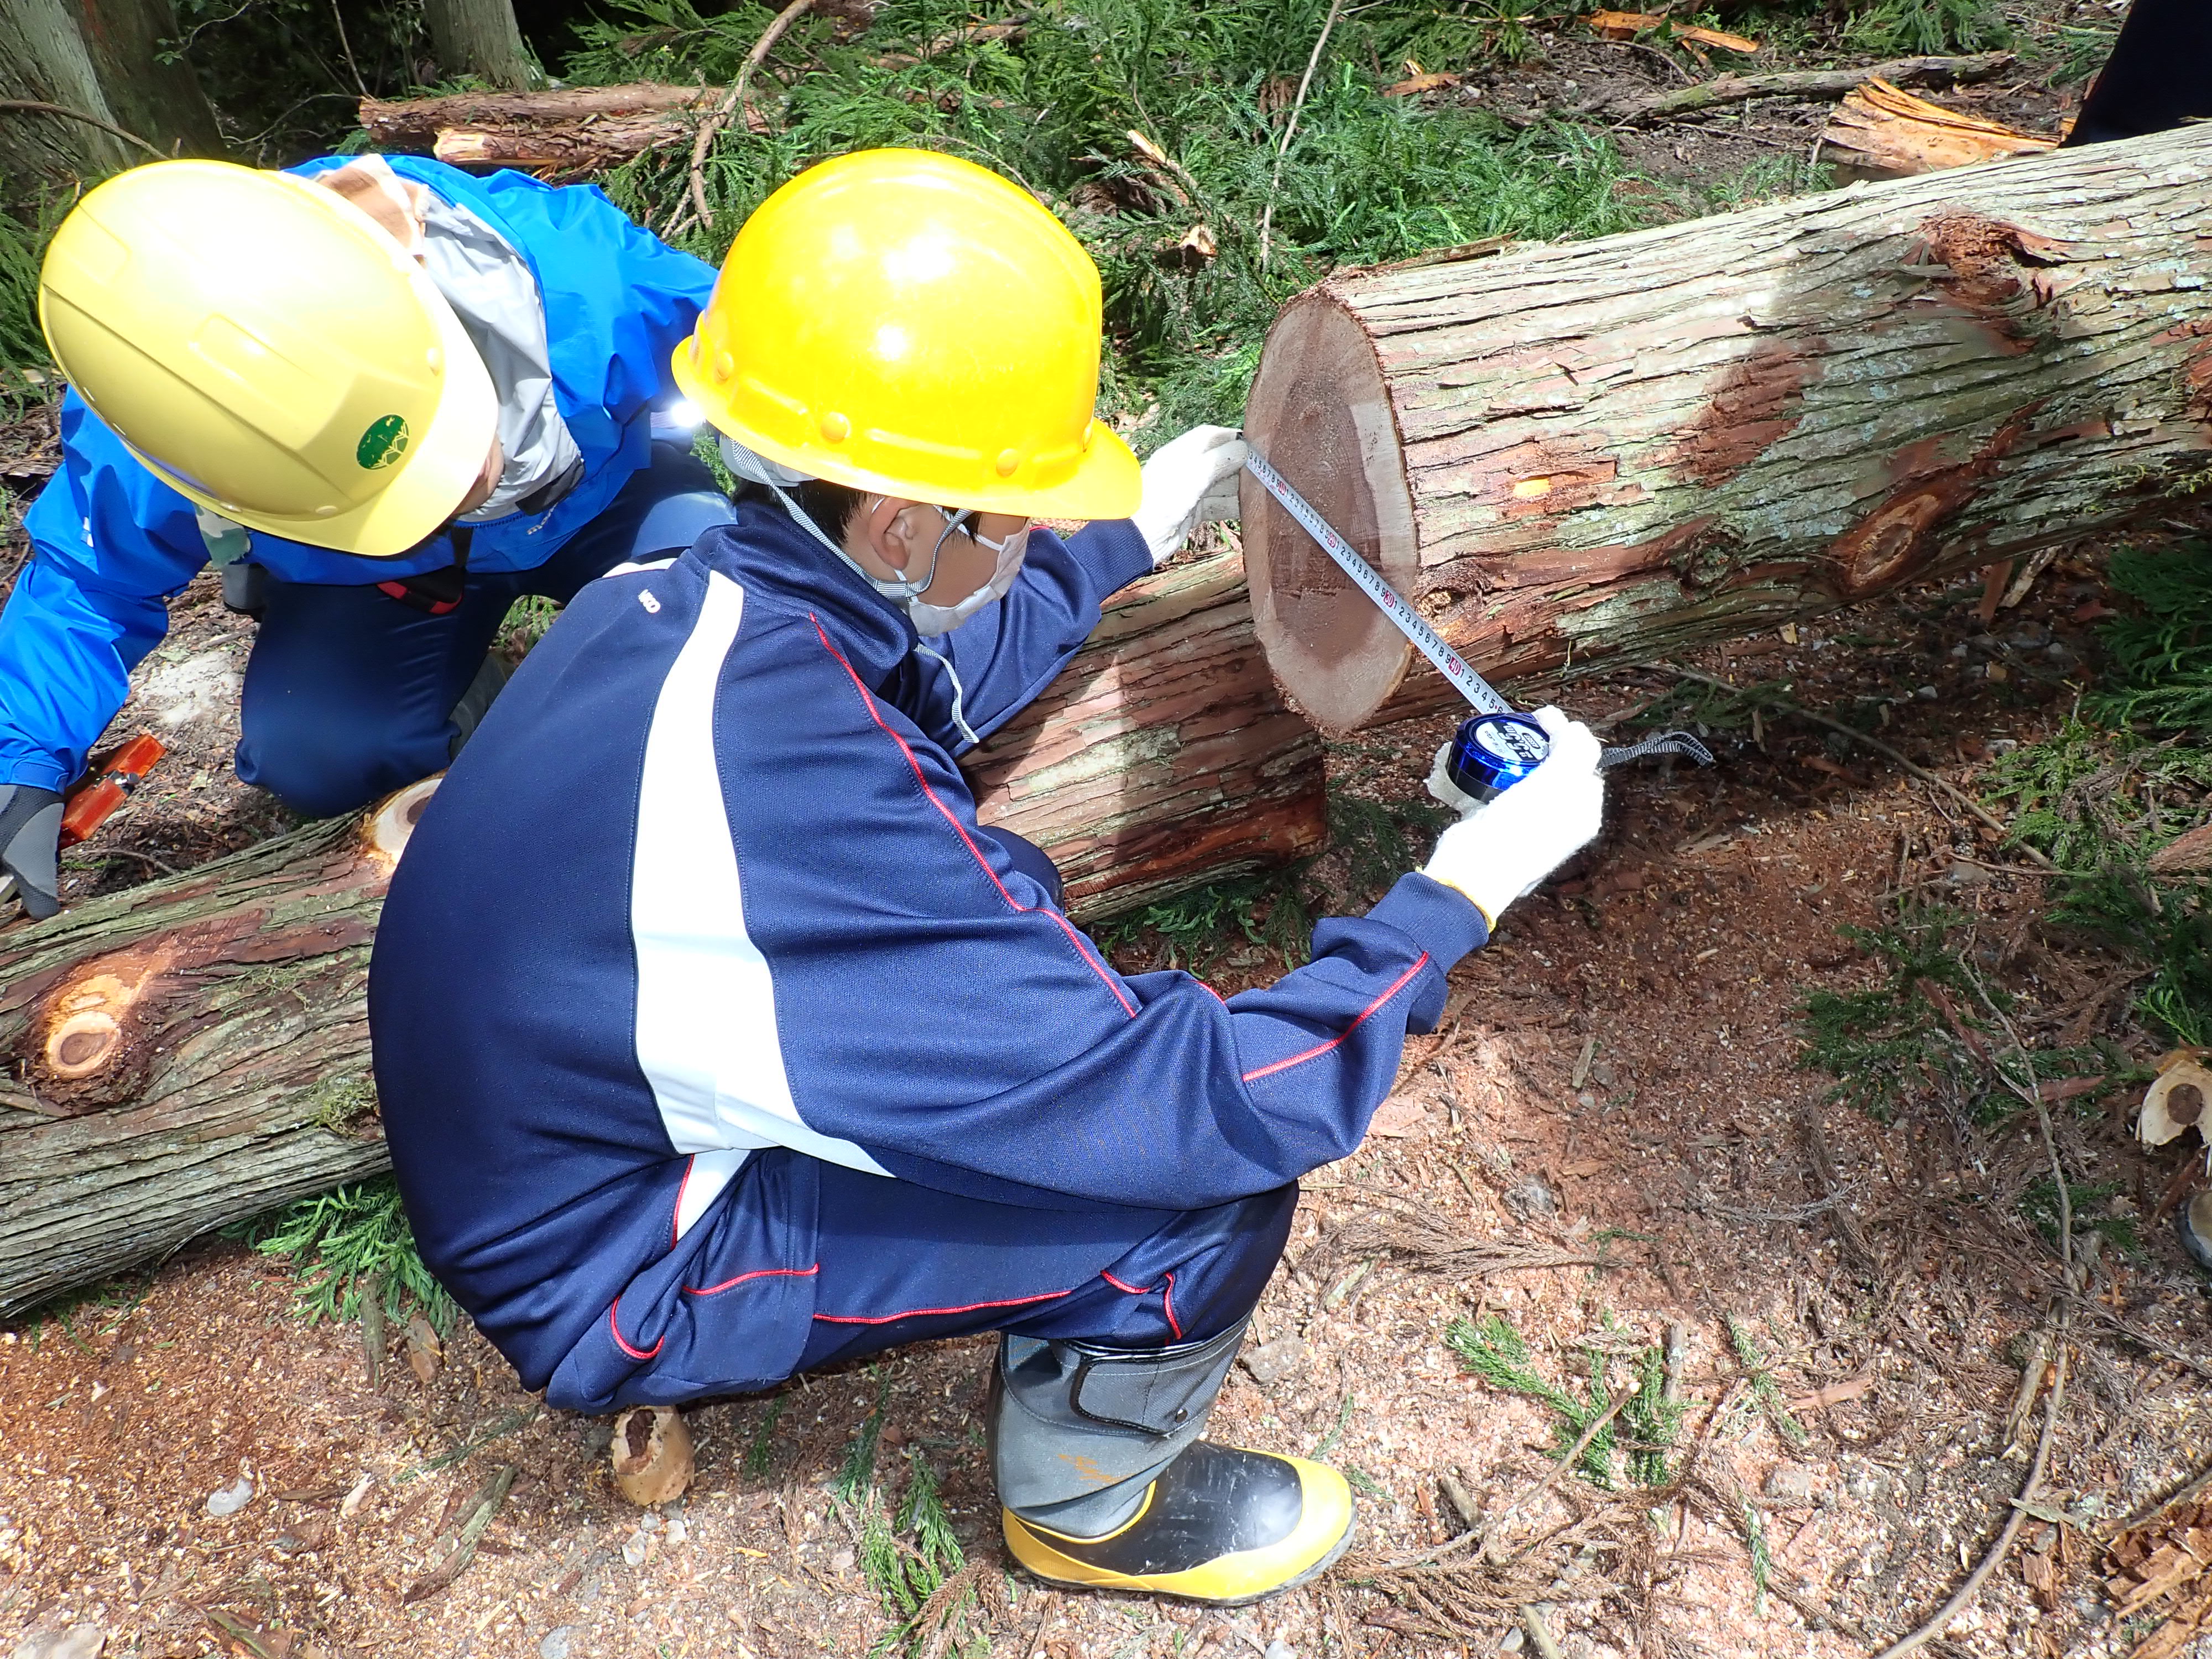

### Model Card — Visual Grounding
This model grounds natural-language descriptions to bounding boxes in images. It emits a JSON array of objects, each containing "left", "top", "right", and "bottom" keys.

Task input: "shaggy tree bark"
[
  {"left": 0, "top": 549, "right": 1321, "bottom": 1314},
  {"left": 421, "top": 0, "right": 535, "bottom": 93},
  {"left": 1241, "top": 124, "right": 2212, "bottom": 732},
  {"left": 357, "top": 84, "right": 732, "bottom": 176}
]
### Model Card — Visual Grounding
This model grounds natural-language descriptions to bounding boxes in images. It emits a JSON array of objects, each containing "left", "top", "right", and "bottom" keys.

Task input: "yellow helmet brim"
[{"left": 671, "top": 339, "right": 1141, "bottom": 523}]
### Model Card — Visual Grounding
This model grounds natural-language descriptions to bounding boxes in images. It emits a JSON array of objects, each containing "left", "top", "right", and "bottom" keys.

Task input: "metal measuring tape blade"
[{"left": 1241, "top": 450, "right": 1713, "bottom": 792}]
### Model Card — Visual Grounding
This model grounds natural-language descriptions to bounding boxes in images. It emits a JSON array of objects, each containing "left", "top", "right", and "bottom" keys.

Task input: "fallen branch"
[
  {"left": 1663, "top": 667, "right": 2057, "bottom": 870},
  {"left": 1874, "top": 1343, "right": 2068, "bottom": 1658},
  {"left": 1484, "top": 1388, "right": 1636, "bottom": 1564},
  {"left": 0, "top": 98, "right": 165, "bottom": 160},
  {"left": 679, "top": 0, "right": 817, "bottom": 235},
  {"left": 1869, "top": 989, "right": 2079, "bottom": 1658},
  {"left": 1587, "top": 50, "right": 2015, "bottom": 125},
  {"left": 359, "top": 82, "right": 717, "bottom": 144},
  {"left": 1799, "top": 1098, "right": 1883, "bottom": 1277}
]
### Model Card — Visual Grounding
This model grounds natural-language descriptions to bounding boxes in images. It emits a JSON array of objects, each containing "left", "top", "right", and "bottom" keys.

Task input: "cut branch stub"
[{"left": 1241, "top": 124, "right": 2212, "bottom": 733}]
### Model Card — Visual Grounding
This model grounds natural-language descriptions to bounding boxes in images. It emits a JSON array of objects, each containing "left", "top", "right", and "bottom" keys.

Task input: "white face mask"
[
  {"left": 716, "top": 435, "right": 1027, "bottom": 634},
  {"left": 898, "top": 509, "right": 1029, "bottom": 635}
]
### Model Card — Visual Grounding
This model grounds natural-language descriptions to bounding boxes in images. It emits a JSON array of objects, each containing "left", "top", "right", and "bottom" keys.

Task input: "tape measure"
[{"left": 1241, "top": 450, "right": 1713, "bottom": 797}]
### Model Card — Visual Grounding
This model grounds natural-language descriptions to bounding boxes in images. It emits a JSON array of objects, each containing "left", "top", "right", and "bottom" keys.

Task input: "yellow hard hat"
[
  {"left": 39, "top": 159, "right": 498, "bottom": 558},
  {"left": 671, "top": 149, "right": 1140, "bottom": 520}
]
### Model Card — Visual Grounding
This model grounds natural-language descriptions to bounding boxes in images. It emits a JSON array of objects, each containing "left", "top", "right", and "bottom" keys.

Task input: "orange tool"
[{"left": 59, "top": 733, "right": 168, "bottom": 849}]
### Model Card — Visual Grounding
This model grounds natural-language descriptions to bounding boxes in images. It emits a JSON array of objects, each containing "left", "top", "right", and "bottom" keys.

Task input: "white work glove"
[
  {"left": 1130, "top": 424, "right": 1249, "bottom": 566},
  {"left": 1421, "top": 706, "right": 1604, "bottom": 925}
]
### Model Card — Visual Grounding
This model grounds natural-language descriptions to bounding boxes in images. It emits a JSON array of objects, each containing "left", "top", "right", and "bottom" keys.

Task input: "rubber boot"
[{"left": 990, "top": 1319, "right": 1354, "bottom": 1604}]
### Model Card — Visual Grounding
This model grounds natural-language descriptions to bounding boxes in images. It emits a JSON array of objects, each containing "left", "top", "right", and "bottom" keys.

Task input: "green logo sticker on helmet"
[{"left": 356, "top": 414, "right": 411, "bottom": 471}]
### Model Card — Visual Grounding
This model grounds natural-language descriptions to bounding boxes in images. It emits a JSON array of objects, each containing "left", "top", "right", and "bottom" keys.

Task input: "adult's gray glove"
[
  {"left": 1130, "top": 424, "right": 1249, "bottom": 566},
  {"left": 0, "top": 784, "right": 62, "bottom": 920}
]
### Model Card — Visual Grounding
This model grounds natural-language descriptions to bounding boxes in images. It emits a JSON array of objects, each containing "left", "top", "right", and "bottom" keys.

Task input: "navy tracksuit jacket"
[{"left": 369, "top": 502, "right": 1491, "bottom": 1412}]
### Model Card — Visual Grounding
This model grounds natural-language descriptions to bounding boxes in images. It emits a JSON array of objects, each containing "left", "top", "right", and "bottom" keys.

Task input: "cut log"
[
  {"left": 357, "top": 84, "right": 757, "bottom": 177},
  {"left": 0, "top": 547, "right": 1321, "bottom": 1316},
  {"left": 1820, "top": 77, "right": 2056, "bottom": 179},
  {"left": 1240, "top": 124, "right": 2212, "bottom": 733},
  {"left": 0, "top": 782, "right": 430, "bottom": 1319},
  {"left": 964, "top": 545, "right": 1327, "bottom": 917},
  {"left": 1584, "top": 50, "right": 2015, "bottom": 124}
]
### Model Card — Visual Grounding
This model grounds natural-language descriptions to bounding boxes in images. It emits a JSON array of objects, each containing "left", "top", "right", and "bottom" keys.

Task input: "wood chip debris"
[
  {"left": 1820, "top": 76, "right": 2055, "bottom": 179},
  {"left": 1383, "top": 59, "right": 1461, "bottom": 96},
  {"left": 1788, "top": 1374, "right": 1874, "bottom": 1412},
  {"left": 1584, "top": 9, "right": 1758, "bottom": 51},
  {"left": 2140, "top": 1051, "right": 2212, "bottom": 1149},
  {"left": 2107, "top": 1486, "right": 2212, "bottom": 1657}
]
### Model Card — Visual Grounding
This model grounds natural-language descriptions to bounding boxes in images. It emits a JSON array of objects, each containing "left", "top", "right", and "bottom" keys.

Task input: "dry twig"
[
  {"left": 675, "top": 0, "right": 818, "bottom": 236},
  {"left": 1870, "top": 995, "right": 2076, "bottom": 1658},
  {"left": 1302, "top": 1188, "right": 1603, "bottom": 1287},
  {"left": 1256, "top": 0, "right": 1345, "bottom": 267},
  {"left": 1484, "top": 1388, "right": 1635, "bottom": 1565}
]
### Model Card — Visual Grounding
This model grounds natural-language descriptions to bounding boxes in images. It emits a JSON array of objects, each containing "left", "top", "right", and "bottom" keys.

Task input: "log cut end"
[
  {"left": 361, "top": 777, "right": 443, "bottom": 877},
  {"left": 1240, "top": 293, "right": 1420, "bottom": 735}
]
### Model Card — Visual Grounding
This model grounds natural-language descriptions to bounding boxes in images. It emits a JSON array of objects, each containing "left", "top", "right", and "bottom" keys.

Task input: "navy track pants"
[
  {"left": 235, "top": 446, "right": 735, "bottom": 818},
  {"left": 555, "top": 1151, "right": 1301, "bottom": 1412},
  {"left": 792, "top": 1163, "right": 1299, "bottom": 1375}
]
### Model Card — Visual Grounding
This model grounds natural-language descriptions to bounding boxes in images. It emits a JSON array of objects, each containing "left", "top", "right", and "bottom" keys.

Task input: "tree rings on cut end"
[
  {"left": 1240, "top": 293, "right": 1420, "bottom": 735},
  {"left": 361, "top": 776, "right": 444, "bottom": 875}
]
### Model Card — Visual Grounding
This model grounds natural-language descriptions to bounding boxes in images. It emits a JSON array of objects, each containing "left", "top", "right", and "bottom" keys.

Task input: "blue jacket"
[
  {"left": 369, "top": 502, "right": 1492, "bottom": 1411},
  {"left": 0, "top": 157, "right": 716, "bottom": 794}
]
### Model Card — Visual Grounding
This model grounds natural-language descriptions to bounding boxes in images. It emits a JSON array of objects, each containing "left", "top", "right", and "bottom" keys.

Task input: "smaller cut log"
[
  {"left": 966, "top": 545, "right": 1328, "bottom": 919},
  {"left": 357, "top": 84, "right": 763, "bottom": 176},
  {"left": 1241, "top": 124, "right": 2212, "bottom": 733},
  {"left": 1821, "top": 77, "right": 2056, "bottom": 179},
  {"left": 1588, "top": 50, "right": 2014, "bottom": 124},
  {"left": 0, "top": 781, "right": 436, "bottom": 1318}
]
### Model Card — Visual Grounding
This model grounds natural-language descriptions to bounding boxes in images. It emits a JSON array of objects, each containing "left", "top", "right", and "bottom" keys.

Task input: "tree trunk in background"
[
  {"left": 0, "top": 0, "right": 133, "bottom": 180},
  {"left": 0, "top": 553, "right": 1323, "bottom": 1313},
  {"left": 422, "top": 0, "right": 536, "bottom": 93},
  {"left": 1240, "top": 125, "right": 2212, "bottom": 733},
  {"left": 965, "top": 544, "right": 1328, "bottom": 920},
  {"left": 74, "top": 0, "right": 223, "bottom": 159},
  {"left": 0, "top": 0, "right": 221, "bottom": 187}
]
